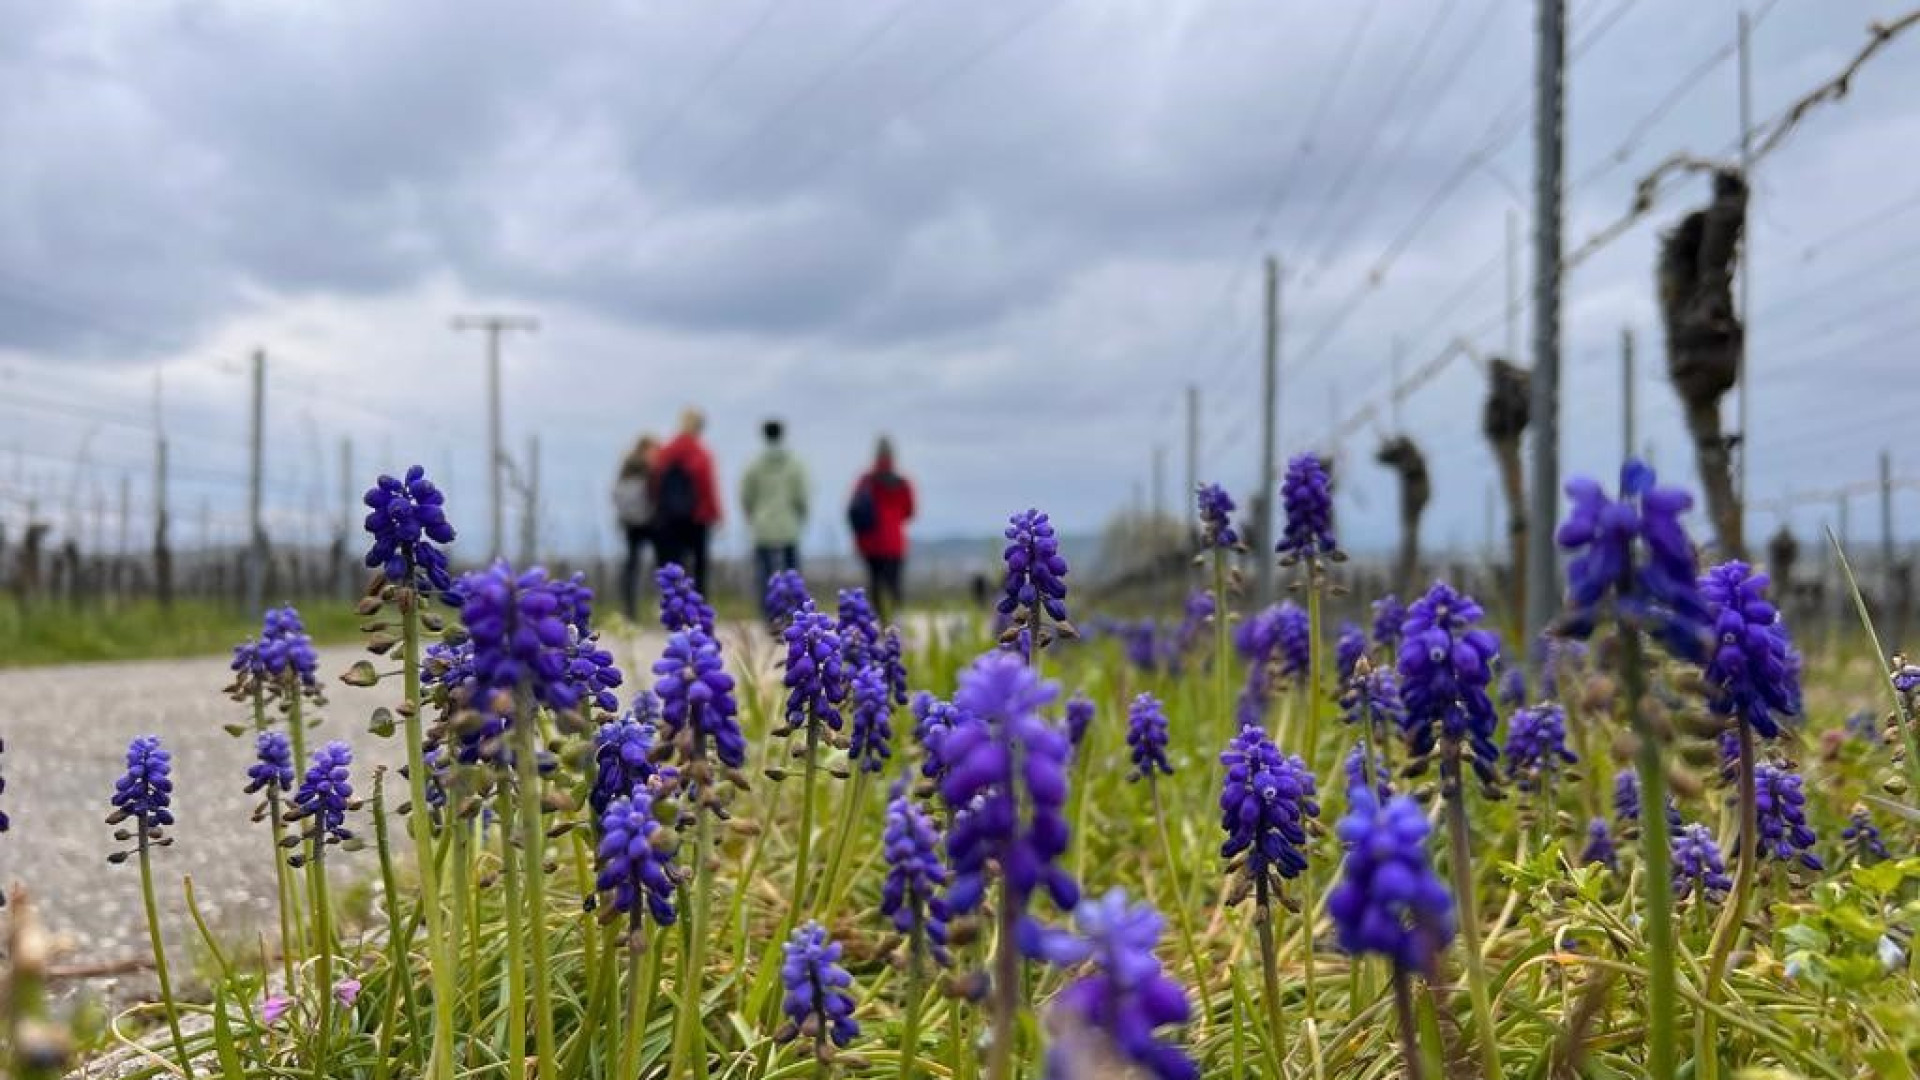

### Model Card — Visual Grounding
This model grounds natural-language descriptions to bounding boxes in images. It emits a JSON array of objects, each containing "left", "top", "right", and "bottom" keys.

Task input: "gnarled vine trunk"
[
  {"left": 1483, "top": 358, "right": 1530, "bottom": 633},
  {"left": 1376, "top": 436, "right": 1430, "bottom": 597}
]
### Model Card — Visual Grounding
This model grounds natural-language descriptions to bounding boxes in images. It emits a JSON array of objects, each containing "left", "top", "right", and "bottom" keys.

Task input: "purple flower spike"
[
  {"left": 289, "top": 741, "right": 355, "bottom": 849},
  {"left": 1752, "top": 762, "right": 1821, "bottom": 871},
  {"left": 590, "top": 713, "right": 657, "bottom": 818},
  {"left": 912, "top": 692, "right": 962, "bottom": 784},
  {"left": 1842, "top": 807, "right": 1888, "bottom": 865},
  {"left": 1065, "top": 695, "right": 1095, "bottom": 751},
  {"left": 1672, "top": 821, "right": 1733, "bottom": 903},
  {"left": 595, "top": 789, "right": 678, "bottom": 927},
  {"left": 1329, "top": 783, "right": 1456, "bottom": 976},
  {"left": 765, "top": 568, "right": 811, "bottom": 628},
  {"left": 881, "top": 784, "right": 951, "bottom": 966},
  {"left": 779, "top": 607, "right": 847, "bottom": 738},
  {"left": 1196, "top": 483, "right": 1239, "bottom": 550},
  {"left": 1043, "top": 890, "right": 1198, "bottom": 1080},
  {"left": 246, "top": 731, "right": 295, "bottom": 796},
  {"left": 1699, "top": 561, "right": 1801, "bottom": 740},
  {"left": 1370, "top": 594, "right": 1405, "bottom": 654},
  {"left": 1126, "top": 694, "right": 1173, "bottom": 782},
  {"left": 653, "top": 628, "right": 746, "bottom": 771},
  {"left": 1581, "top": 818, "right": 1617, "bottom": 870},
  {"left": 454, "top": 563, "right": 580, "bottom": 761},
  {"left": 999, "top": 509, "right": 1071, "bottom": 624},
  {"left": 362, "top": 465, "right": 456, "bottom": 595},
  {"left": 657, "top": 563, "right": 716, "bottom": 635},
  {"left": 778, "top": 921, "right": 859, "bottom": 1050},
  {"left": 837, "top": 588, "right": 882, "bottom": 671},
  {"left": 110, "top": 735, "right": 175, "bottom": 833},
  {"left": 1503, "top": 705, "right": 1577, "bottom": 792},
  {"left": 1335, "top": 622, "right": 1367, "bottom": 684},
  {"left": 1613, "top": 768, "right": 1681, "bottom": 830},
  {"left": 848, "top": 665, "right": 894, "bottom": 774},
  {"left": 1219, "top": 724, "right": 1318, "bottom": 898},
  {"left": 1556, "top": 459, "right": 1710, "bottom": 663},
  {"left": 1397, "top": 582, "right": 1503, "bottom": 786},
  {"left": 1276, "top": 453, "right": 1338, "bottom": 562},
  {"left": 1275, "top": 602, "right": 1310, "bottom": 680},
  {"left": 941, "top": 652, "right": 1079, "bottom": 928}
]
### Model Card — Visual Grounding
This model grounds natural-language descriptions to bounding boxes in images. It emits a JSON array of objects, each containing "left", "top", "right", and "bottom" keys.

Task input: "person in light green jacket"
[{"left": 741, "top": 418, "right": 809, "bottom": 617}]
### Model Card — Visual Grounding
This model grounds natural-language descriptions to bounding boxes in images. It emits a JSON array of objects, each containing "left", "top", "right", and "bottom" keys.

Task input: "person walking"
[
  {"left": 612, "top": 434, "right": 660, "bottom": 620},
  {"left": 741, "top": 419, "right": 809, "bottom": 619},
  {"left": 652, "top": 408, "right": 722, "bottom": 594},
  {"left": 849, "top": 437, "right": 915, "bottom": 623}
]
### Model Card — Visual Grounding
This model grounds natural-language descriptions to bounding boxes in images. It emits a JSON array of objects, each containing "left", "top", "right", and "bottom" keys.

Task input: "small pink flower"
[
  {"left": 260, "top": 995, "right": 293, "bottom": 1025},
  {"left": 333, "top": 978, "right": 362, "bottom": 1008}
]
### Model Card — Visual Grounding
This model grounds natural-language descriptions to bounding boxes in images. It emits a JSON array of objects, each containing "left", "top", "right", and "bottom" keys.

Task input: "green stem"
[
  {"left": 1254, "top": 881, "right": 1287, "bottom": 1079},
  {"left": 1442, "top": 754, "right": 1501, "bottom": 1080},
  {"left": 399, "top": 597, "right": 459, "bottom": 1080},
  {"left": 621, "top": 924, "right": 661, "bottom": 1080},
  {"left": 497, "top": 792, "right": 527, "bottom": 1080},
  {"left": 818, "top": 765, "right": 869, "bottom": 910},
  {"left": 513, "top": 698, "right": 557, "bottom": 1072},
  {"left": 290, "top": 693, "right": 329, "bottom": 1005},
  {"left": 266, "top": 788, "right": 299, "bottom": 992},
  {"left": 1621, "top": 627, "right": 1677, "bottom": 1080},
  {"left": 1151, "top": 780, "right": 1215, "bottom": 1025},
  {"left": 1697, "top": 719, "right": 1758, "bottom": 1080},
  {"left": 372, "top": 770, "right": 426, "bottom": 1075},
  {"left": 1391, "top": 971, "right": 1426, "bottom": 1080},
  {"left": 1215, "top": 552, "right": 1232, "bottom": 739},
  {"left": 450, "top": 818, "right": 476, "bottom": 1053},
  {"left": 985, "top": 881, "right": 1022, "bottom": 1080},
  {"left": 789, "top": 723, "right": 822, "bottom": 923},
  {"left": 310, "top": 840, "right": 335, "bottom": 1077},
  {"left": 1303, "top": 568, "right": 1324, "bottom": 1036},
  {"left": 897, "top": 946, "right": 926, "bottom": 1080},
  {"left": 138, "top": 828, "right": 194, "bottom": 1079}
]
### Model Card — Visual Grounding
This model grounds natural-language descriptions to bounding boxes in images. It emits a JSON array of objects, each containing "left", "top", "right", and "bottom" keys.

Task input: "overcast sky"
[{"left": 4, "top": 0, "right": 1919, "bottom": 567}]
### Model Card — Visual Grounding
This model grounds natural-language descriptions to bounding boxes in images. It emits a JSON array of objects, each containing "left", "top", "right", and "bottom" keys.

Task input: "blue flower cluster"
[
  {"left": 1672, "top": 822, "right": 1733, "bottom": 903},
  {"left": 1842, "top": 807, "right": 1888, "bottom": 865},
  {"left": 653, "top": 628, "right": 747, "bottom": 771},
  {"left": 880, "top": 785, "right": 950, "bottom": 966},
  {"left": 779, "top": 607, "right": 846, "bottom": 738},
  {"left": 1396, "top": 582, "right": 1502, "bottom": 784},
  {"left": 942, "top": 653, "right": 1079, "bottom": 930},
  {"left": 1556, "top": 459, "right": 1709, "bottom": 663},
  {"left": 453, "top": 564, "right": 577, "bottom": 761},
  {"left": 1340, "top": 665, "right": 1407, "bottom": 738},
  {"left": 110, "top": 735, "right": 176, "bottom": 833},
  {"left": 1581, "top": 818, "right": 1617, "bottom": 870},
  {"left": 1000, "top": 509, "right": 1071, "bottom": 625},
  {"left": 778, "top": 921, "right": 859, "bottom": 1050},
  {"left": 595, "top": 789, "right": 677, "bottom": 927},
  {"left": 657, "top": 564, "right": 716, "bottom": 635},
  {"left": 1335, "top": 622, "right": 1367, "bottom": 684},
  {"left": 1275, "top": 453, "right": 1338, "bottom": 562},
  {"left": 1613, "top": 769, "right": 1682, "bottom": 830},
  {"left": 1753, "top": 762, "right": 1821, "bottom": 870},
  {"left": 765, "top": 568, "right": 811, "bottom": 627},
  {"left": 837, "top": 588, "right": 882, "bottom": 671},
  {"left": 1218, "top": 724, "right": 1318, "bottom": 896},
  {"left": 231, "top": 607, "right": 320, "bottom": 692},
  {"left": 553, "top": 574, "right": 623, "bottom": 715},
  {"left": 911, "top": 692, "right": 960, "bottom": 784},
  {"left": 245, "top": 731, "right": 295, "bottom": 796},
  {"left": 1043, "top": 890, "right": 1197, "bottom": 1080},
  {"left": 848, "top": 664, "right": 894, "bottom": 774},
  {"left": 290, "top": 742, "right": 355, "bottom": 849},
  {"left": 1125, "top": 693, "right": 1172, "bottom": 782},
  {"left": 590, "top": 713, "right": 657, "bottom": 818},
  {"left": 1370, "top": 594, "right": 1405, "bottom": 654},
  {"left": 362, "top": 465, "right": 456, "bottom": 594},
  {"left": 1328, "top": 783, "right": 1455, "bottom": 976},
  {"left": 1275, "top": 602, "right": 1310, "bottom": 681},
  {"left": 1196, "top": 483, "right": 1239, "bottom": 550},
  {"left": 1699, "top": 560, "right": 1802, "bottom": 740},
  {"left": 1503, "top": 705, "right": 1577, "bottom": 792},
  {"left": 1065, "top": 695, "right": 1095, "bottom": 751}
]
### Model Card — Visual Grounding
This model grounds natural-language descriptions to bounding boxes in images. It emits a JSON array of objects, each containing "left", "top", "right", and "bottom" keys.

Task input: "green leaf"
[
  {"left": 341, "top": 659, "right": 380, "bottom": 687},
  {"left": 368, "top": 707, "right": 396, "bottom": 738}
]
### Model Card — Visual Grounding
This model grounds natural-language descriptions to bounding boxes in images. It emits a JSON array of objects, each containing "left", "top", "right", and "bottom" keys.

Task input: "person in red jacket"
[
  {"left": 651, "top": 408, "right": 723, "bottom": 594},
  {"left": 849, "top": 437, "right": 915, "bottom": 622}
]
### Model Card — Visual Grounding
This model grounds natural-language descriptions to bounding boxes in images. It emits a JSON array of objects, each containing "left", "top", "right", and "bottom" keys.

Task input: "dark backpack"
[
  {"left": 657, "top": 461, "right": 699, "bottom": 526},
  {"left": 847, "top": 481, "right": 877, "bottom": 536}
]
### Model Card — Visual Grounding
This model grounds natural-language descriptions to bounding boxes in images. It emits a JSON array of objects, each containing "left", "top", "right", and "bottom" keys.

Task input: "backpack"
[
  {"left": 613, "top": 475, "right": 651, "bottom": 527},
  {"left": 656, "top": 460, "right": 699, "bottom": 526},
  {"left": 847, "top": 480, "right": 877, "bottom": 536}
]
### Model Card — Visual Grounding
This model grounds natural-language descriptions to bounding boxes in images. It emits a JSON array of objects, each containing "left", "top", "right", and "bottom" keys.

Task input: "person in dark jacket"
[
  {"left": 651, "top": 409, "right": 723, "bottom": 594},
  {"left": 850, "top": 437, "right": 915, "bottom": 623},
  {"left": 612, "top": 434, "right": 661, "bottom": 619}
]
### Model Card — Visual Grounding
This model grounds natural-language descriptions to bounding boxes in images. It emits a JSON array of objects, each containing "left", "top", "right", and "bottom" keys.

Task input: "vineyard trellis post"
[
  {"left": 1525, "top": 0, "right": 1567, "bottom": 658},
  {"left": 1256, "top": 255, "right": 1280, "bottom": 607},
  {"left": 245, "top": 348, "right": 267, "bottom": 615}
]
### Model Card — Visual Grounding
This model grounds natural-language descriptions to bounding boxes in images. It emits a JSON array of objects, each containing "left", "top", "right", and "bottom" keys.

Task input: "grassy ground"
[{"left": 0, "top": 596, "right": 366, "bottom": 668}]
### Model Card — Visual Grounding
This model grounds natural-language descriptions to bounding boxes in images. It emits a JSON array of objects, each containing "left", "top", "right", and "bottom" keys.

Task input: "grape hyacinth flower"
[
  {"left": 1498, "top": 666, "right": 1526, "bottom": 710},
  {"left": 1371, "top": 594, "right": 1405, "bottom": 654},
  {"left": 848, "top": 664, "right": 893, "bottom": 773},
  {"left": 765, "top": 567, "right": 811, "bottom": 628},
  {"left": 1275, "top": 601, "right": 1310, "bottom": 682},
  {"left": 1218, "top": 724, "right": 1318, "bottom": 901},
  {"left": 1397, "top": 582, "right": 1503, "bottom": 786},
  {"left": 653, "top": 628, "right": 747, "bottom": 777},
  {"left": 108, "top": 736, "right": 191, "bottom": 1073},
  {"left": 837, "top": 587, "right": 882, "bottom": 671},
  {"left": 1699, "top": 560, "right": 1802, "bottom": 741},
  {"left": 1614, "top": 768, "right": 1681, "bottom": 831},
  {"left": 1581, "top": 818, "right": 1618, "bottom": 871},
  {"left": 456, "top": 563, "right": 580, "bottom": 745},
  {"left": 1344, "top": 741, "right": 1392, "bottom": 803},
  {"left": 656, "top": 563, "right": 716, "bottom": 635},
  {"left": 590, "top": 713, "right": 658, "bottom": 818},
  {"left": 288, "top": 742, "right": 356, "bottom": 852},
  {"left": 1673, "top": 822, "right": 1733, "bottom": 904},
  {"left": 362, "top": 465, "right": 457, "bottom": 595},
  {"left": 595, "top": 789, "right": 678, "bottom": 927},
  {"left": 1042, "top": 890, "right": 1197, "bottom": 1080},
  {"left": 1126, "top": 693, "right": 1173, "bottom": 782},
  {"left": 1197, "top": 482, "right": 1240, "bottom": 549},
  {"left": 1336, "top": 621, "right": 1367, "bottom": 684},
  {"left": 246, "top": 731, "right": 295, "bottom": 796},
  {"left": 1557, "top": 459, "right": 1711, "bottom": 662},
  {"left": 1234, "top": 604, "right": 1284, "bottom": 663},
  {"left": 778, "top": 607, "right": 847, "bottom": 739},
  {"left": 1065, "top": 695, "right": 1094, "bottom": 751},
  {"left": 1329, "top": 784, "right": 1456, "bottom": 976},
  {"left": 881, "top": 627, "right": 910, "bottom": 706},
  {"left": 1275, "top": 453, "right": 1339, "bottom": 563},
  {"left": 1341, "top": 663, "right": 1407, "bottom": 743},
  {"left": 999, "top": 508, "right": 1073, "bottom": 656},
  {"left": 257, "top": 607, "right": 321, "bottom": 690},
  {"left": 1752, "top": 762, "right": 1821, "bottom": 871},
  {"left": 1842, "top": 806, "right": 1889, "bottom": 865},
  {"left": 912, "top": 692, "right": 961, "bottom": 785},
  {"left": 880, "top": 785, "right": 951, "bottom": 966},
  {"left": 777, "top": 921, "right": 860, "bottom": 1058},
  {"left": 1503, "top": 704, "right": 1577, "bottom": 793}
]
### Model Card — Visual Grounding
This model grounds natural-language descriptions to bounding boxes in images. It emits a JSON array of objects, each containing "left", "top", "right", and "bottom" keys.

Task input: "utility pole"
[
  {"left": 155, "top": 438, "right": 172, "bottom": 609},
  {"left": 1507, "top": 207, "right": 1521, "bottom": 363},
  {"left": 1256, "top": 256, "right": 1281, "bottom": 607},
  {"left": 1151, "top": 443, "right": 1166, "bottom": 525},
  {"left": 246, "top": 348, "right": 267, "bottom": 615},
  {"left": 1525, "top": 0, "right": 1566, "bottom": 654},
  {"left": 520, "top": 433, "right": 541, "bottom": 569},
  {"left": 1184, "top": 384, "right": 1199, "bottom": 524},
  {"left": 1621, "top": 326, "right": 1636, "bottom": 462},
  {"left": 452, "top": 313, "right": 541, "bottom": 562},
  {"left": 1736, "top": 8, "right": 1753, "bottom": 507},
  {"left": 117, "top": 471, "right": 130, "bottom": 558}
]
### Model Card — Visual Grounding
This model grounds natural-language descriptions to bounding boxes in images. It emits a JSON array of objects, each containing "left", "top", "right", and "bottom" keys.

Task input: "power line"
[{"left": 627, "top": 0, "right": 787, "bottom": 172}]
